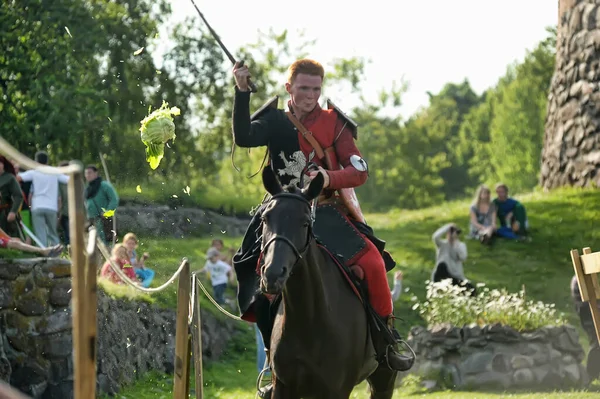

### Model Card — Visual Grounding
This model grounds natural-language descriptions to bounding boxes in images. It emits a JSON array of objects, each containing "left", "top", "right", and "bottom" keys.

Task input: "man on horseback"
[{"left": 231, "top": 59, "right": 413, "bottom": 396}]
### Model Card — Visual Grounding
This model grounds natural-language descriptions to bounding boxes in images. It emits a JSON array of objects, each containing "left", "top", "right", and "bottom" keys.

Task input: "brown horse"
[{"left": 259, "top": 166, "right": 398, "bottom": 399}]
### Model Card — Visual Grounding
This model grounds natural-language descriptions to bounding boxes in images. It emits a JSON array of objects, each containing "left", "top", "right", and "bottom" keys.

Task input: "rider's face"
[{"left": 286, "top": 73, "right": 322, "bottom": 115}]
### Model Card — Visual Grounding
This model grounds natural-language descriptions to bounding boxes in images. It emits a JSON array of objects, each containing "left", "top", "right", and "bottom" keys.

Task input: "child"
[
  {"left": 199, "top": 247, "right": 234, "bottom": 305},
  {"left": 100, "top": 243, "right": 137, "bottom": 285},
  {"left": 122, "top": 232, "right": 155, "bottom": 288},
  {"left": 0, "top": 227, "right": 62, "bottom": 257}
]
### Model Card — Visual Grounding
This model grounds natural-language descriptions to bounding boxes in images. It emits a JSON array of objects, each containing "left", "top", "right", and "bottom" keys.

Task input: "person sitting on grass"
[
  {"left": 493, "top": 183, "right": 529, "bottom": 241},
  {"left": 468, "top": 184, "right": 497, "bottom": 245},
  {"left": 0, "top": 226, "right": 62, "bottom": 257},
  {"left": 122, "top": 232, "right": 155, "bottom": 288},
  {"left": 100, "top": 244, "right": 138, "bottom": 285},
  {"left": 198, "top": 247, "right": 234, "bottom": 306}
]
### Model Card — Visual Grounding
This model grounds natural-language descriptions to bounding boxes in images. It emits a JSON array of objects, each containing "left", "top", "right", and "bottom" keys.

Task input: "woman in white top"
[{"left": 469, "top": 185, "right": 497, "bottom": 245}]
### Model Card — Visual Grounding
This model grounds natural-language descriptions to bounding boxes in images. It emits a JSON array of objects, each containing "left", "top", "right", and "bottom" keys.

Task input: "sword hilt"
[{"left": 237, "top": 60, "right": 258, "bottom": 93}]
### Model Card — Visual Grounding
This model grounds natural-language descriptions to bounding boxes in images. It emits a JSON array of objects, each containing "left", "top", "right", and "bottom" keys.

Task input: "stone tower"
[{"left": 540, "top": 0, "right": 600, "bottom": 189}]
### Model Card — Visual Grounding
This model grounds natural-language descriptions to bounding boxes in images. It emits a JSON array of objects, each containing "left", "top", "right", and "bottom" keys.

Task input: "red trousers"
[{"left": 353, "top": 238, "right": 393, "bottom": 317}]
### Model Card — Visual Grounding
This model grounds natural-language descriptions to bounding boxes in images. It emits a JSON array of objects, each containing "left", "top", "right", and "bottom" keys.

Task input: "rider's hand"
[
  {"left": 6, "top": 212, "right": 16, "bottom": 223},
  {"left": 308, "top": 167, "right": 330, "bottom": 188},
  {"left": 233, "top": 61, "right": 251, "bottom": 92}
]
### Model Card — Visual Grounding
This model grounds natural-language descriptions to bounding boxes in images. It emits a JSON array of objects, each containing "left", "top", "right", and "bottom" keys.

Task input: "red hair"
[{"left": 286, "top": 59, "right": 324, "bottom": 84}]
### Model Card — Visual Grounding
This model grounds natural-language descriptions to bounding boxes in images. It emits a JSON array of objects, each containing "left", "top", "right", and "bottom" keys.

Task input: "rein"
[{"left": 261, "top": 192, "right": 315, "bottom": 268}]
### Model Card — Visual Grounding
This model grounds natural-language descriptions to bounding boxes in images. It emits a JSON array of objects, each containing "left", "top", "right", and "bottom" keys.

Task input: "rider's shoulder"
[
  {"left": 324, "top": 98, "right": 358, "bottom": 139},
  {"left": 250, "top": 96, "right": 281, "bottom": 122}
]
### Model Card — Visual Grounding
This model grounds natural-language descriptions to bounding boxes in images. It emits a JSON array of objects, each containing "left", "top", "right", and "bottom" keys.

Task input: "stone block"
[
  {"left": 42, "top": 381, "right": 74, "bottom": 399},
  {"left": 42, "top": 333, "right": 72, "bottom": 358},
  {"left": 15, "top": 287, "right": 48, "bottom": 317},
  {"left": 49, "top": 280, "right": 71, "bottom": 307},
  {"left": 40, "top": 310, "right": 71, "bottom": 335},
  {"left": 0, "top": 264, "right": 20, "bottom": 281},
  {"left": 0, "top": 279, "right": 14, "bottom": 309}
]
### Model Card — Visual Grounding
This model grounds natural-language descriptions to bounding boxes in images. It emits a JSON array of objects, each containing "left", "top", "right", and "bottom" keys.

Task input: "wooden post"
[
  {"left": 69, "top": 170, "right": 96, "bottom": 399},
  {"left": 191, "top": 275, "right": 204, "bottom": 399},
  {"left": 581, "top": 248, "right": 600, "bottom": 344},
  {"left": 85, "top": 228, "right": 99, "bottom": 395},
  {"left": 173, "top": 261, "right": 191, "bottom": 399}
]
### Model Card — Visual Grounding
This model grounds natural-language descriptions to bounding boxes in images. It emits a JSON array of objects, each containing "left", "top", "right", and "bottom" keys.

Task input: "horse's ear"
[
  {"left": 302, "top": 172, "right": 324, "bottom": 201},
  {"left": 262, "top": 166, "right": 283, "bottom": 196}
]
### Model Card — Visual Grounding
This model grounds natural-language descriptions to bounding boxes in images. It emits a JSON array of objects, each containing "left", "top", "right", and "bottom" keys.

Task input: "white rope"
[
  {"left": 193, "top": 274, "right": 242, "bottom": 321},
  {"left": 0, "top": 137, "right": 81, "bottom": 174},
  {"left": 96, "top": 235, "right": 189, "bottom": 293}
]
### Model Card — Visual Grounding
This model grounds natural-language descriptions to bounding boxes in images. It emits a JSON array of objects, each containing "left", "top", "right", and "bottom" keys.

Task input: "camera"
[{"left": 450, "top": 225, "right": 462, "bottom": 235}]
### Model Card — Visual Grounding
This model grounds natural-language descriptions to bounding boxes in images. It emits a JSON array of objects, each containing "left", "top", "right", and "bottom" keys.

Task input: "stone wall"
[
  {"left": 0, "top": 257, "right": 240, "bottom": 398},
  {"left": 116, "top": 204, "right": 251, "bottom": 238},
  {"left": 406, "top": 323, "right": 588, "bottom": 390},
  {"left": 540, "top": 0, "right": 600, "bottom": 189}
]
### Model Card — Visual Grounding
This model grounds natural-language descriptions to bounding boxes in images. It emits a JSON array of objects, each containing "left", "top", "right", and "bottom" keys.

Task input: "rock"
[
  {"left": 513, "top": 368, "right": 535, "bottom": 386},
  {"left": 0, "top": 257, "right": 240, "bottom": 398},
  {"left": 511, "top": 355, "right": 535, "bottom": 369},
  {"left": 406, "top": 322, "right": 587, "bottom": 391}
]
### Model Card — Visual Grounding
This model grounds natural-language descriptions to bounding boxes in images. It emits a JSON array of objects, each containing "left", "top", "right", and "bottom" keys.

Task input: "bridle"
[{"left": 260, "top": 192, "right": 315, "bottom": 268}]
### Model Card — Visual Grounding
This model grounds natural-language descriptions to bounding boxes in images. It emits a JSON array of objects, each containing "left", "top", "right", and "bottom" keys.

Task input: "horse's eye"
[{"left": 303, "top": 221, "right": 310, "bottom": 227}]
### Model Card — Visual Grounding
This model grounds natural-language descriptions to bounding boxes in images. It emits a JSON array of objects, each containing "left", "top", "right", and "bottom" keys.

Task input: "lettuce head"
[{"left": 139, "top": 101, "right": 181, "bottom": 169}]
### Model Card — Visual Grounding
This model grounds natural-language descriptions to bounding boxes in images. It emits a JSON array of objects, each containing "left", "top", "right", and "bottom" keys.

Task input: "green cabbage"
[{"left": 139, "top": 101, "right": 181, "bottom": 169}]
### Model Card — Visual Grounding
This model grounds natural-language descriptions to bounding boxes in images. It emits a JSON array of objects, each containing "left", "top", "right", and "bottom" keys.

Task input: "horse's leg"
[
  {"left": 271, "top": 377, "right": 298, "bottom": 399},
  {"left": 366, "top": 365, "right": 397, "bottom": 399}
]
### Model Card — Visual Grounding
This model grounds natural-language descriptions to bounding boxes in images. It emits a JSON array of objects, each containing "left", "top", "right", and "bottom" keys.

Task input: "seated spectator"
[
  {"left": 570, "top": 275, "right": 600, "bottom": 381},
  {"left": 469, "top": 184, "right": 496, "bottom": 245},
  {"left": 493, "top": 183, "right": 529, "bottom": 241},
  {"left": 431, "top": 223, "right": 476, "bottom": 295},
  {"left": 0, "top": 227, "right": 62, "bottom": 257},
  {"left": 122, "top": 232, "right": 155, "bottom": 288},
  {"left": 100, "top": 244, "right": 137, "bottom": 285},
  {"left": 199, "top": 247, "right": 234, "bottom": 305}
]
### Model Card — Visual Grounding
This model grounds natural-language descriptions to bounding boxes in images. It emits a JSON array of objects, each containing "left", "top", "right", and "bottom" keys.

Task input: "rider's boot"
[{"left": 372, "top": 316, "right": 415, "bottom": 372}]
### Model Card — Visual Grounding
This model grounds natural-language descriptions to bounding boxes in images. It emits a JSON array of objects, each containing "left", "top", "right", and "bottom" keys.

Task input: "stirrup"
[
  {"left": 384, "top": 340, "right": 416, "bottom": 371},
  {"left": 256, "top": 363, "right": 272, "bottom": 399}
]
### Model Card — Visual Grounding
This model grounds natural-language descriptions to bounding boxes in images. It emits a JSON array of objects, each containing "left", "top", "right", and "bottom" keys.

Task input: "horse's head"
[{"left": 259, "top": 166, "right": 324, "bottom": 294}]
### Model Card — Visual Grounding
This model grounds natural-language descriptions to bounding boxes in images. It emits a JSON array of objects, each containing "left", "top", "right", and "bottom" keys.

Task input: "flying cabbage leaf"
[{"left": 139, "top": 101, "right": 181, "bottom": 169}]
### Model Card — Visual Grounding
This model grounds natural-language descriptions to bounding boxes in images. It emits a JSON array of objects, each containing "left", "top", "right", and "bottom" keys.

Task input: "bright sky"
[{"left": 164, "top": 0, "right": 557, "bottom": 117}]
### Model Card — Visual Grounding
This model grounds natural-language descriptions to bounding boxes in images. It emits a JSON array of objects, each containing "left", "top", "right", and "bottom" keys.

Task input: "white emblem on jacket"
[{"left": 277, "top": 149, "right": 315, "bottom": 187}]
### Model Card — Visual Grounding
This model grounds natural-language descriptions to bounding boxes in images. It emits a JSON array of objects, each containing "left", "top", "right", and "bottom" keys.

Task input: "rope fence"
[{"left": 0, "top": 137, "right": 250, "bottom": 399}]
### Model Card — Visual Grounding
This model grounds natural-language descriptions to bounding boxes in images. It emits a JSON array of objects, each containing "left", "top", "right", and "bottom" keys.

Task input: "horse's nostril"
[{"left": 280, "top": 266, "right": 287, "bottom": 277}]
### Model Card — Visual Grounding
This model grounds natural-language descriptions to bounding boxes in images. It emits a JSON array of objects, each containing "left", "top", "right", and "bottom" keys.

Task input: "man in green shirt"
[{"left": 83, "top": 165, "right": 119, "bottom": 245}]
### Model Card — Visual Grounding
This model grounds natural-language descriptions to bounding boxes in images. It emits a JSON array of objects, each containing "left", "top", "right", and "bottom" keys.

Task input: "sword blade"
[{"left": 188, "top": 0, "right": 258, "bottom": 92}]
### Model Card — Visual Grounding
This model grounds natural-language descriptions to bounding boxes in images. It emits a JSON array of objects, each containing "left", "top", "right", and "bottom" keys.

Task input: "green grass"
[
  {"left": 115, "top": 180, "right": 259, "bottom": 215},
  {"left": 106, "top": 186, "right": 600, "bottom": 398}
]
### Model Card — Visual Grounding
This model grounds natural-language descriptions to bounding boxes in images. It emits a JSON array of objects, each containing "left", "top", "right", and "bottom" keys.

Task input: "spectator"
[
  {"left": 210, "top": 238, "right": 234, "bottom": 264},
  {"left": 11, "top": 160, "right": 33, "bottom": 245},
  {"left": 493, "top": 183, "right": 529, "bottom": 241},
  {"left": 469, "top": 184, "right": 497, "bottom": 245},
  {"left": 391, "top": 271, "right": 403, "bottom": 303},
  {"left": 57, "top": 161, "right": 70, "bottom": 246},
  {"left": 0, "top": 226, "right": 62, "bottom": 257},
  {"left": 431, "top": 223, "right": 476, "bottom": 295},
  {"left": 17, "top": 151, "right": 69, "bottom": 247},
  {"left": 100, "top": 244, "right": 137, "bottom": 285},
  {"left": 570, "top": 275, "right": 600, "bottom": 381},
  {"left": 199, "top": 247, "right": 234, "bottom": 305},
  {"left": 83, "top": 165, "right": 119, "bottom": 245},
  {"left": 123, "top": 232, "right": 155, "bottom": 288},
  {"left": 0, "top": 156, "right": 23, "bottom": 237}
]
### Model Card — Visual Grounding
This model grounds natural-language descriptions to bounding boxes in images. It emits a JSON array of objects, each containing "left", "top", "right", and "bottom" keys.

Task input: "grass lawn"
[{"left": 103, "top": 186, "right": 600, "bottom": 398}]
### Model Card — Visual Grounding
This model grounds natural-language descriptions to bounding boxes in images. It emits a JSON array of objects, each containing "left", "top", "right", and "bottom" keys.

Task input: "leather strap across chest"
[{"left": 285, "top": 111, "right": 328, "bottom": 166}]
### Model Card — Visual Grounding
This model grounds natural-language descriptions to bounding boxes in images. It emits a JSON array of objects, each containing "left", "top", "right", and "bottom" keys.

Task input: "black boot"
[{"left": 372, "top": 316, "right": 415, "bottom": 372}]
